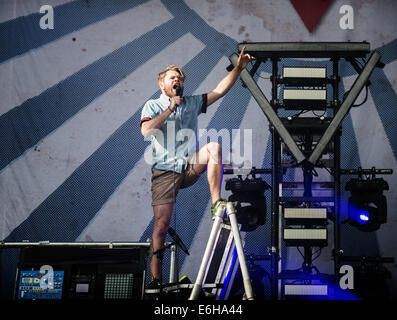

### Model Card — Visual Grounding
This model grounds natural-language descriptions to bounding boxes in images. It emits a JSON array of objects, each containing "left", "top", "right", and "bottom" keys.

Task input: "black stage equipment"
[
  {"left": 282, "top": 88, "right": 327, "bottom": 110},
  {"left": 14, "top": 246, "right": 147, "bottom": 300},
  {"left": 282, "top": 66, "right": 327, "bottom": 86},
  {"left": 345, "top": 175, "right": 389, "bottom": 232},
  {"left": 237, "top": 41, "right": 370, "bottom": 58},
  {"left": 339, "top": 255, "right": 395, "bottom": 300},
  {"left": 225, "top": 175, "right": 269, "bottom": 232},
  {"left": 227, "top": 41, "right": 388, "bottom": 300},
  {"left": 281, "top": 117, "right": 334, "bottom": 158}
]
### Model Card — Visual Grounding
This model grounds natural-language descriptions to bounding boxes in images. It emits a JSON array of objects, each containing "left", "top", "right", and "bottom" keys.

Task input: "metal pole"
[
  {"left": 333, "top": 57, "right": 341, "bottom": 276},
  {"left": 270, "top": 57, "right": 280, "bottom": 300},
  {"left": 169, "top": 244, "right": 178, "bottom": 283},
  {"left": 0, "top": 241, "right": 154, "bottom": 248},
  {"left": 189, "top": 204, "right": 225, "bottom": 300},
  {"left": 226, "top": 202, "right": 254, "bottom": 300},
  {"left": 0, "top": 247, "right": 2, "bottom": 300}
]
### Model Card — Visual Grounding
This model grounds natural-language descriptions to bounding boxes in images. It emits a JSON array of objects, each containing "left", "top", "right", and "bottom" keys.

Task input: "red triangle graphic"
[{"left": 290, "top": 0, "right": 334, "bottom": 33}]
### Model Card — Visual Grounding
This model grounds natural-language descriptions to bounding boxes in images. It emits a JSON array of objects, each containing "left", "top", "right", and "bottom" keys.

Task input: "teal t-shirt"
[{"left": 141, "top": 93, "right": 207, "bottom": 173}]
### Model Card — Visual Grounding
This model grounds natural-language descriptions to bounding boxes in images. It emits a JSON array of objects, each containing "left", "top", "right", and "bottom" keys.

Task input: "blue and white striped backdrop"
[{"left": 0, "top": 0, "right": 396, "bottom": 298}]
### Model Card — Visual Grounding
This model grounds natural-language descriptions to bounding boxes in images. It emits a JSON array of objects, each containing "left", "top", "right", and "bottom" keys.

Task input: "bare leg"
[
  {"left": 191, "top": 142, "right": 223, "bottom": 206},
  {"left": 150, "top": 143, "right": 222, "bottom": 279},
  {"left": 151, "top": 203, "right": 173, "bottom": 280}
]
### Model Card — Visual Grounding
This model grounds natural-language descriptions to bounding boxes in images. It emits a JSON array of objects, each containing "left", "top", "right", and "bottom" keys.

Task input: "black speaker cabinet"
[{"left": 15, "top": 246, "right": 147, "bottom": 300}]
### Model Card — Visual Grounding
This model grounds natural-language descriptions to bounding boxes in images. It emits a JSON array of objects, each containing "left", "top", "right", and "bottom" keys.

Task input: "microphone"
[
  {"left": 172, "top": 85, "right": 182, "bottom": 113},
  {"left": 174, "top": 85, "right": 182, "bottom": 97},
  {"left": 168, "top": 227, "right": 190, "bottom": 256},
  {"left": 174, "top": 85, "right": 182, "bottom": 107}
]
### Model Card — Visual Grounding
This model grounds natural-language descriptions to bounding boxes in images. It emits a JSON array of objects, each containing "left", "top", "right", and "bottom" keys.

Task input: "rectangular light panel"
[
  {"left": 283, "top": 89, "right": 327, "bottom": 101},
  {"left": 284, "top": 208, "right": 327, "bottom": 219},
  {"left": 283, "top": 67, "right": 326, "bottom": 78},
  {"left": 284, "top": 228, "right": 327, "bottom": 240},
  {"left": 284, "top": 284, "right": 328, "bottom": 296}
]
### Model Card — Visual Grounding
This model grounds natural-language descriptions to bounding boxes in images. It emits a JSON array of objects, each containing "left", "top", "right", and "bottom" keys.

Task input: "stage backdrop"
[{"left": 0, "top": 0, "right": 396, "bottom": 299}]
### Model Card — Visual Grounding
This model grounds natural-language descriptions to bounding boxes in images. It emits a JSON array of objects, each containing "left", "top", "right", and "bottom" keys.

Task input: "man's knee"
[
  {"left": 206, "top": 142, "right": 222, "bottom": 163},
  {"left": 207, "top": 142, "right": 222, "bottom": 153}
]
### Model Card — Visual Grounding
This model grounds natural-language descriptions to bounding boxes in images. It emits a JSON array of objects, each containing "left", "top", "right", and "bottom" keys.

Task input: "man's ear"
[{"left": 158, "top": 80, "right": 165, "bottom": 91}]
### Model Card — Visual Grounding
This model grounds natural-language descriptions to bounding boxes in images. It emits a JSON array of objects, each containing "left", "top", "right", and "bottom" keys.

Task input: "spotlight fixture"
[
  {"left": 345, "top": 176, "right": 389, "bottom": 232},
  {"left": 225, "top": 176, "right": 269, "bottom": 232}
]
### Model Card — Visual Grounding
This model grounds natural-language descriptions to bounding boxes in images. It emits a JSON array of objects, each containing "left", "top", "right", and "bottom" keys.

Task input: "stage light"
[
  {"left": 283, "top": 88, "right": 327, "bottom": 110},
  {"left": 225, "top": 176, "right": 269, "bottom": 232},
  {"left": 282, "top": 66, "right": 327, "bottom": 85},
  {"left": 283, "top": 228, "right": 327, "bottom": 247},
  {"left": 358, "top": 211, "right": 369, "bottom": 224},
  {"left": 345, "top": 177, "right": 389, "bottom": 232}
]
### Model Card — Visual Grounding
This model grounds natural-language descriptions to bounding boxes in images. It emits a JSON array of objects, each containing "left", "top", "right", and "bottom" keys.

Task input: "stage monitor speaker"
[{"left": 15, "top": 246, "right": 147, "bottom": 300}]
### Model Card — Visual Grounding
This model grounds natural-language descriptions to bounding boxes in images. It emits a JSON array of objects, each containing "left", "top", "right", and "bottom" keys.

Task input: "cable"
[
  {"left": 312, "top": 248, "right": 322, "bottom": 262},
  {"left": 342, "top": 84, "right": 369, "bottom": 108},
  {"left": 291, "top": 109, "right": 310, "bottom": 118},
  {"left": 257, "top": 74, "right": 271, "bottom": 80},
  {"left": 317, "top": 160, "right": 333, "bottom": 176},
  {"left": 297, "top": 247, "right": 305, "bottom": 259},
  {"left": 312, "top": 109, "right": 327, "bottom": 118},
  {"left": 249, "top": 61, "right": 271, "bottom": 79},
  {"left": 352, "top": 85, "right": 369, "bottom": 107}
]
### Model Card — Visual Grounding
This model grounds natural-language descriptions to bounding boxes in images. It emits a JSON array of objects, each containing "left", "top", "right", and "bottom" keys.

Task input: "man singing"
[{"left": 140, "top": 47, "right": 255, "bottom": 292}]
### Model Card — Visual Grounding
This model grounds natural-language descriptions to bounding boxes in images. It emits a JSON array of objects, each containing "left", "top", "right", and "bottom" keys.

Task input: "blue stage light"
[
  {"left": 345, "top": 176, "right": 389, "bottom": 232},
  {"left": 358, "top": 211, "right": 369, "bottom": 224}
]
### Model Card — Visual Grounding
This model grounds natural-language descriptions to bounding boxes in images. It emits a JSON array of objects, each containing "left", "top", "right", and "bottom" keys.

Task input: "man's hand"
[
  {"left": 236, "top": 46, "right": 256, "bottom": 71},
  {"left": 205, "top": 46, "right": 256, "bottom": 108},
  {"left": 169, "top": 95, "right": 183, "bottom": 112}
]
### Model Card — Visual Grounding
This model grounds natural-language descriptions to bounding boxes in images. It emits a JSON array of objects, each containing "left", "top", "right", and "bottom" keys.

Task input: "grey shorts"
[{"left": 151, "top": 164, "right": 202, "bottom": 206}]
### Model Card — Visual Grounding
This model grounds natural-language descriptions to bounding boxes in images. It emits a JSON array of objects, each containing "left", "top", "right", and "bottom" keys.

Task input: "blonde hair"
[{"left": 158, "top": 65, "right": 185, "bottom": 85}]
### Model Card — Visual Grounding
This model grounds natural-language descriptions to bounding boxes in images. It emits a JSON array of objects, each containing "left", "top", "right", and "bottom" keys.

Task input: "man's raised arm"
[{"left": 206, "top": 46, "right": 255, "bottom": 107}]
